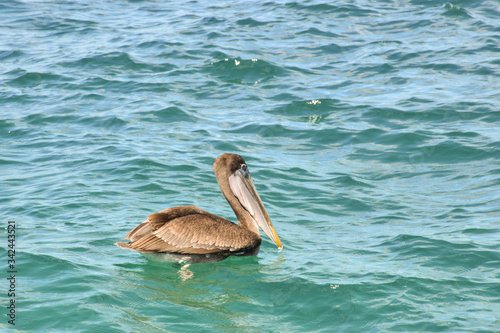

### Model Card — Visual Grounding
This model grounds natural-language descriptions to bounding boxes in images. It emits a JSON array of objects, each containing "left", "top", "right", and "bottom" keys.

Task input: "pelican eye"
[{"left": 240, "top": 164, "right": 249, "bottom": 176}]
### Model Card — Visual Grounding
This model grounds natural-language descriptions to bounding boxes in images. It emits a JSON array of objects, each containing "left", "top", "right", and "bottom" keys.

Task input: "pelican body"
[{"left": 116, "top": 153, "right": 282, "bottom": 263}]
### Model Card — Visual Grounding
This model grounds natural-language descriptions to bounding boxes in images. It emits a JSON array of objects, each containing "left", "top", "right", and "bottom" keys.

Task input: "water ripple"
[{"left": 1, "top": 0, "right": 499, "bottom": 331}]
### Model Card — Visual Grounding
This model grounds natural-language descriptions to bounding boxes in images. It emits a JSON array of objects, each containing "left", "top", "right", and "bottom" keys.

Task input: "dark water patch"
[
  {"left": 230, "top": 273, "right": 493, "bottom": 332},
  {"left": 62, "top": 92, "right": 107, "bottom": 102},
  {"left": 176, "top": 274, "right": 348, "bottom": 331},
  {"left": 397, "top": 97, "right": 435, "bottom": 109},
  {"left": 46, "top": 23, "right": 100, "bottom": 38},
  {"left": 224, "top": 122, "right": 289, "bottom": 138},
  {"left": 378, "top": 235, "right": 500, "bottom": 275},
  {"left": 287, "top": 2, "right": 377, "bottom": 17},
  {"left": 369, "top": 17, "right": 435, "bottom": 35},
  {"left": 18, "top": 251, "right": 82, "bottom": 278},
  {"left": 363, "top": 106, "right": 483, "bottom": 128},
  {"left": 463, "top": 41, "right": 500, "bottom": 58},
  {"left": 0, "top": 157, "right": 30, "bottom": 168},
  {"left": 427, "top": 103, "right": 499, "bottom": 123},
  {"left": 260, "top": 166, "right": 322, "bottom": 183},
  {"left": 442, "top": 3, "right": 473, "bottom": 19},
  {"left": 159, "top": 48, "right": 207, "bottom": 61},
  {"left": 0, "top": 1, "right": 23, "bottom": 11},
  {"left": 6, "top": 71, "right": 72, "bottom": 89},
  {"left": 376, "top": 131, "right": 442, "bottom": 152},
  {"left": 366, "top": 40, "right": 404, "bottom": 48},
  {"left": 206, "top": 31, "right": 227, "bottom": 39},
  {"left": 3, "top": 124, "right": 52, "bottom": 143},
  {"left": 0, "top": 118, "right": 14, "bottom": 135},
  {"left": 462, "top": 228, "right": 500, "bottom": 235},
  {"left": 236, "top": 18, "right": 269, "bottom": 27},
  {"left": 122, "top": 157, "right": 172, "bottom": 171},
  {"left": 267, "top": 98, "right": 347, "bottom": 120},
  {"left": 474, "top": 65, "right": 497, "bottom": 76},
  {"left": 387, "top": 76, "right": 409, "bottom": 85},
  {"left": 336, "top": 196, "right": 374, "bottom": 212},
  {"left": 350, "top": 63, "right": 397, "bottom": 77},
  {"left": 408, "top": 140, "right": 491, "bottom": 164},
  {"left": 354, "top": 127, "right": 388, "bottom": 144},
  {"left": 1, "top": 92, "right": 42, "bottom": 108},
  {"left": 426, "top": 247, "right": 500, "bottom": 274},
  {"left": 23, "top": 113, "right": 80, "bottom": 127},
  {"left": 80, "top": 76, "right": 166, "bottom": 94},
  {"left": 425, "top": 60, "right": 496, "bottom": 76},
  {"left": 297, "top": 27, "right": 341, "bottom": 38},
  {"left": 224, "top": 122, "right": 357, "bottom": 147},
  {"left": 318, "top": 79, "right": 357, "bottom": 91},
  {"left": 211, "top": 140, "right": 241, "bottom": 153},
  {"left": 387, "top": 51, "right": 422, "bottom": 62},
  {"left": 435, "top": 207, "right": 470, "bottom": 218},
  {"left": 312, "top": 127, "right": 357, "bottom": 146},
  {"left": 329, "top": 173, "right": 374, "bottom": 189},
  {"left": 300, "top": 43, "right": 359, "bottom": 55},
  {"left": 137, "top": 40, "right": 184, "bottom": 50},
  {"left": 268, "top": 92, "right": 300, "bottom": 102},
  {"left": 77, "top": 115, "right": 129, "bottom": 131},
  {"left": 480, "top": 110, "right": 500, "bottom": 123},
  {"left": 420, "top": 62, "right": 467, "bottom": 75},
  {"left": 27, "top": 10, "right": 99, "bottom": 32},
  {"left": 131, "top": 182, "right": 167, "bottom": 194},
  {"left": 19, "top": 252, "right": 115, "bottom": 330},
  {"left": 0, "top": 49, "right": 24, "bottom": 60},
  {"left": 373, "top": 214, "right": 412, "bottom": 224},
  {"left": 372, "top": 276, "right": 496, "bottom": 331},
  {"left": 61, "top": 51, "right": 177, "bottom": 74},
  {"left": 286, "top": 2, "right": 339, "bottom": 13},
  {"left": 138, "top": 106, "right": 195, "bottom": 123},
  {"left": 198, "top": 16, "right": 226, "bottom": 26},
  {"left": 3, "top": 67, "right": 28, "bottom": 79},
  {"left": 444, "top": 130, "right": 481, "bottom": 139}
]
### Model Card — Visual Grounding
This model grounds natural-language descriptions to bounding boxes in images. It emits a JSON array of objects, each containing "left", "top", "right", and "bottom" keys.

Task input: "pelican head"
[{"left": 213, "top": 153, "right": 283, "bottom": 251}]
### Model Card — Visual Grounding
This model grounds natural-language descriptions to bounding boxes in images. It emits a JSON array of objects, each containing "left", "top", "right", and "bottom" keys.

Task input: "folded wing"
[{"left": 116, "top": 205, "right": 261, "bottom": 254}]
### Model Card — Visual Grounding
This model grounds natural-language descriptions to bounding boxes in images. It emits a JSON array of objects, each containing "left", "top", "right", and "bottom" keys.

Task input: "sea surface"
[{"left": 1, "top": 0, "right": 499, "bottom": 332}]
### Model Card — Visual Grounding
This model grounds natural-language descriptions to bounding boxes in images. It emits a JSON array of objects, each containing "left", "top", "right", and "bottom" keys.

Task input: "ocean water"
[{"left": 1, "top": 0, "right": 499, "bottom": 331}]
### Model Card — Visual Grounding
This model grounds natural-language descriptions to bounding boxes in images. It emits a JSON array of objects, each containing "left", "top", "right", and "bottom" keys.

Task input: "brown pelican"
[{"left": 116, "top": 153, "right": 283, "bottom": 263}]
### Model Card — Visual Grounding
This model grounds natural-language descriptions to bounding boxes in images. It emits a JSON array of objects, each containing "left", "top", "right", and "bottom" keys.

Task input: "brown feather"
[{"left": 120, "top": 206, "right": 261, "bottom": 255}]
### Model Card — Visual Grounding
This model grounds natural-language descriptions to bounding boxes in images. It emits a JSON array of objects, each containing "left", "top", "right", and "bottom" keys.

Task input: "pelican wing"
[
  {"left": 120, "top": 206, "right": 261, "bottom": 254},
  {"left": 125, "top": 206, "right": 206, "bottom": 241}
]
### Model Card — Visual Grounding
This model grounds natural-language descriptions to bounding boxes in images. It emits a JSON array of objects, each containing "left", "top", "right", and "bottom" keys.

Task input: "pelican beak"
[{"left": 229, "top": 169, "right": 283, "bottom": 251}]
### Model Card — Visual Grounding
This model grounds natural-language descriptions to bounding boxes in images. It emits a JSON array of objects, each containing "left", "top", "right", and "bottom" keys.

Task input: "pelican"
[{"left": 116, "top": 153, "right": 283, "bottom": 263}]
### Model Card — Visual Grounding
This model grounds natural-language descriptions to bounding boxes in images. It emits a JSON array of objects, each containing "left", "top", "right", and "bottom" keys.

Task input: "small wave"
[
  {"left": 297, "top": 27, "right": 341, "bottom": 38},
  {"left": 443, "top": 3, "right": 473, "bottom": 19},
  {"left": 138, "top": 106, "right": 196, "bottom": 124},
  {"left": 287, "top": 2, "right": 377, "bottom": 17},
  {"left": 6, "top": 71, "right": 70, "bottom": 88},
  {"left": 0, "top": 49, "right": 24, "bottom": 60},
  {"left": 236, "top": 18, "right": 270, "bottom": 27},
  {"left": 301, "top": 42, "right": 359, "bottom": 55},
  {"left": 267, "top": 98, "right": 345, "bottom": 120},
  {"left": 60, "top": 51, "right": 176, "bottom": 74},
  {"left": 380, "top": 234, "right": 498, "bottom": 276},
  {"left": 79, "top": 115, "right": 129, "bottom": 131},
  {"left": 137, "top": 40, "right": 184, "bottom": 49},
  {"left": 205, "top": 58, "right": 287, "bottom": 84}
]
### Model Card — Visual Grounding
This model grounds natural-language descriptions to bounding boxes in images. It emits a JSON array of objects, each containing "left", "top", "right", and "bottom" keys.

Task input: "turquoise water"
[{"left": 1, "top": 0, "right": 499, "bottom": 331}]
